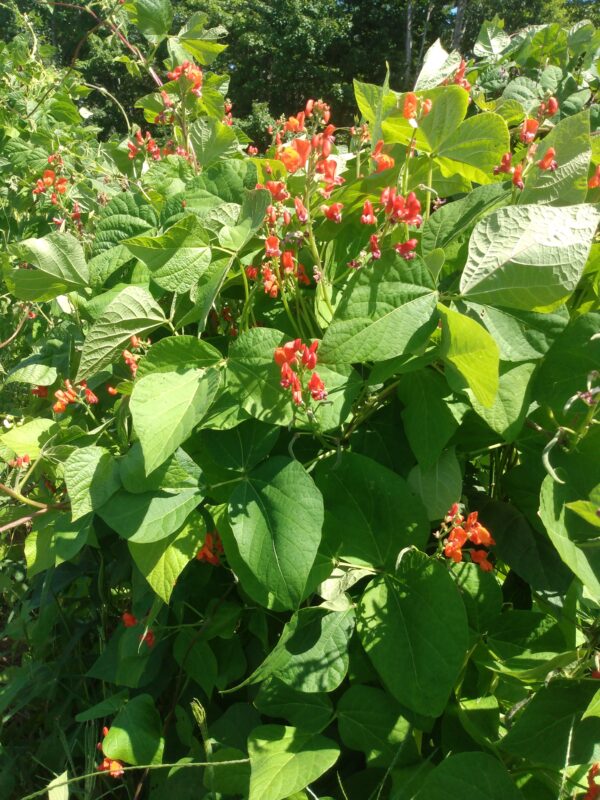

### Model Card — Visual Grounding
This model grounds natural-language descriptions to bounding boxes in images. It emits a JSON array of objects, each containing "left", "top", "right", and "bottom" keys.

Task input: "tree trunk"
[
  {"left": 452, "top": 0, "right": 467, "bottom": 50},
  {"left": 415, "top": 2, "right": 434, "bottom": 83}
]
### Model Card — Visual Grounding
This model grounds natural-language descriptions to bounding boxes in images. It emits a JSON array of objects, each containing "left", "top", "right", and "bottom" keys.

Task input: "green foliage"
[{"left": 0, "top": 10, "right": 599, "bottom": 800}]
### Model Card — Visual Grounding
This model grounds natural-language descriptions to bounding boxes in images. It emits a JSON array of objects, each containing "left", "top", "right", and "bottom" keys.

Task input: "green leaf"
[
  {"left": 415, "top": 752, "right": 523, "bottom": 800},
  {"left": 255, "top": 679, "right": 333, "bottom": 733},
  {"left": 97, "top": 488, "right": 202, "bottom": 543},
  {"left": 173, "top": 629, "right": 217, "bottom": 697},
  {"left": 91, "top": 192, "right": 159, "bottom": 255},
  {"left": 436, "top": 112, "right": 509, "bottom": 184},
  {"left": 500, "top": 680, "right": 600, "bottom": 768},
  {"left": 414, "top": 40, "right": 461, "bottom": 90},
  {"left": 468, "top": 362, "right": 536, "bottom": 441},
  {"left": 119, "top": 444, "right": 202, "bottom": 494},
  {"left": 175, "top": 14, "right": 228, "bottom": 65},
  {"left": 64, "top": 445, "right": 121, "bottom": 521},
  {"left": 353, "top": 78, "right": 397, "bottom": 143},
  {"left": 190, "top": 117, "right": 237, "bottom": 167},
  {"left": 439, "top": 306, "right": 499, "bottom": 407},
  {"left": 25, "top": 513, "right": 91, "bottom": 577},
  {"left": 88, "top": 245, "right": 132, "bottom": 288},
  {"left": 240, "top": 607, "right": 355, "bottom": 693},
  {"left": 76, "top": 286, "right": 166, "bottom": 382},
  {"left": 320, "top": 254, "right": 438, "bottom": 364},
  {"left": 9, "top": 233, "right": 89, "bottom": 300},
  {"left": 450, "top": 561, "right": 503, "bottom": 632},
  {"left": 337, "top": 685, "right": 418, "bottom": 767},
  {"left": 218, "top": 189, "right": 271, "bottom": 252},
  {"left": 583, "top": 688, "right": 600, "bottom": 720},
  {"left": 136, "top": 335, "right": 223, "bottom": 378},
  {"left": 399, "top": 371, "right": 460, "bottom": 467},
  {"left": 466, "top": 303, "right": 568, "bottom": 362},
  {"left": 103, "top": 694, "right": 165, "bottom": 765},
  {"left": 408, "top": 448, "right": 462, "bottom": 522},
  {"left": 124, "top": 215, "right": 211, "bottom": 293},
  {"left": 460, "top": 204, "right": 600, "bottom": 310},
  {"left": 128, "top": 514, "right": 205, "bottom": 602},
  {"left": 314, "top": 452, "right": 429, "bottom": 568},
  {"left": 127, "top": 0, "right": 173, "bottom": 42},
  {"left": 130, "top": 367, "right": 220, "bottom": 474},
  {"left": 248, "top": 725, "right": 340, "bottom": 800},
  {"left": 0, "top": 418, "right": 56, "bottom": 459},
  {"left": 520, "top": 110, "right": 591, "bottom": 206},
  {"left": 539, "top": 475, "right": 600, "bottom": 603},
  {"left": 227, "top": 457, "right": 324, "bottom": 609},
  {"left": 47, "top": 771, "right": 69, "bottom": 800},
  {"left": 357, "top": 550, "right": 468, "bottom": 717},
  {"left": 474, "top": 19, "right": 511, "bottom": 58}
]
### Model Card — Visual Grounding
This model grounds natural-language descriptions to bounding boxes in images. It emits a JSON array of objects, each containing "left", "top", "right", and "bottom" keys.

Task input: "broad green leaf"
[
  {"left": 337, "top": 685, "right": 418, "bottom": 767},
  {"left": 255, "top": 679, "right": 333, "bottom": 733},
  {"left": 97, "top": 487, "right": 202, "bottom": 543},
  {"left": 459, "top": 204, "right": 600, "bottom": 310},
  {"left": 419, "top": 85, "right": 469, "bottom": 153},
  {"left": 466, "top": 303, "right": 568, "bottom": 361},
  {"left": 119, "top": 444, "right": 202, "bottom": 494},
  {"left": 414, "top": 40, "right": 462, "bottom": 90},
  {"left": 436, "top": 112, "right": 509, "bottom": 184},
  {"left": 533, "top": 312, "right": 600, "bottom": 422},
  {"left": 320, "top": 254, "right": 438, "bottom": 364},
  {"left": 236, "top": 607, "right": 355, "bottom": 693},
  {"left": 353, "top": 78, "right": 397, "bottom": 143},
  {"left": 399, "top": 371, "right": 460, "bottom": 467},
  {"left": 583, "top": 688, "right": 600, "bottom": 720},
  {"left": 227, "top": 458, "right": 323, "bottom": 609},
  {"left": 357, "top": 550, "right": 468, "bottom": 717},
  {"left": 439, "top": 305, "right": 499, "bottom": 407},
  {"left": 76, "top": 286, "right": 166, "bottom": 382},
  {"left": 126, "top": 0, "right": 173, "bottom": 43},
  {"left": 192, "top": 419, "right": 279, "bottom": 477},
  {"left": 64, "top": 445, "right": 121, "bottom": 521},
  {"left": 173, "top": 629, "right": 218, "bottom": 697},
  {"left": 248, "top": 725, "right": 340, "bottom": 800},
  {"left": 501, "top": 76, "right": 543, "bottom": 112},
  {"left": 130, "top": 367, "right": 220, "bottom": 473},
  {"left": 0, "top": 418, "right": 56, "bottom": 459},
  {"left": 500, "top": 680, "right": 600, "bottom": 767},
  {"left": 450, "top": 561, "right": 503, "bottom": 632},
  {"left": 103, "top": 694, "right": 165, "bottom": 765},
  {"left": 218, "top": 189, "right": 271, "bottom": 252},
  {"left": 415, "top": 753, "right": 523, "bottom": 800},
  {"left": 421, "top": 184, "right": 510, "bottom": 260},
  {"left": 520, "top": 110, "right": 591, "bottom": 206},
  {"left": 128, "top": 514, "right": 205, "bottom": 602},
  {"left": 539, "top": 475, "right": 600, "bottom": 602},
  {"left": 25, "top": 513, "right": 91, "bottom": 577},
  {"left": 9, "top": 233, "right": 89, "bottom": 300},
  {"left": 175, "top": 14, "right": 228, "bottom": 64},
  {"left": 136, "top": 335, "right": 223, "bottom": 378},
  {"left": 190, "top": 117, "right": 237, "bottom": 167},
  {"left": 91, "top": 192, "right": 159, "bottom": 255},
  {"left": 408, "top": 448, "right": 462, "bottom": 522},
  {"left": 468, "top": 362, "right": 536, "bottom": 441},
  {"left": 86, "top": 626, "right": 157, "bottom": 688},
  {"left": 124, "top": 215, "right": 211, "bottom": 293},
  {"left": 314, "top": 452, "right": 429, "bottom": 568},
  {"left": 88, "top": 244, "right": 132, "bottom": 288},
  {"left": 75, "top": 691, "right": 128, "bottom": 722},
  {"left": 473, "top": 19, "right": 511, "bottom": 58}
]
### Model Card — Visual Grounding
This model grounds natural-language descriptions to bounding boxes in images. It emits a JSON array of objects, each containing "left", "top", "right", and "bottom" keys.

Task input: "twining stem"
[
  {"left": 0, "top": 308, "right": 30, "bottom": 349},
  {"left": 424, "top": 156, "right": 433, "bottom": 221}
]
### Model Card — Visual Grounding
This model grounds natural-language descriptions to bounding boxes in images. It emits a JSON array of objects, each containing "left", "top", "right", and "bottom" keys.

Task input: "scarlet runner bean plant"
[{"left": 0, "top": 4, "right": 600, "bottom": 800}]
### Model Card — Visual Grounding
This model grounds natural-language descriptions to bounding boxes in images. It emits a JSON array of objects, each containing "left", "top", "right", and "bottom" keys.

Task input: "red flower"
[
  {"left": 281, "top": 251, "right": 295, "bottom": 274},
  {"left": 403, "top": 92, "right": 418, "bottom": 120},
  {"left": 42, "top": 169, "right": 55, "bottom": 187},
  {"left": 547, "top": 96, "right": 559, "bottom": 115},
  {"left": 584, "top": 764, "right": 600, "bottom": 800},
  {"left": 280, "top": 362, "right": 297, "bottom": 389},
  {"left": 494, "top": 152, "right": 513, "bottom": 175},
  {"left": 265, "top": 235, "right": 281, "bottom": 257},
  {"left": 84, "top": 387, "right": 99, "bottom": 405},
  {"left": 360, "top": 200, "right": 377, "bottom": 225},
  {"left": 520, "top": 118, "right": 539, "bottom": 143},
  {"left": 278, "top": 138, "right": 312, "bottom": 173},
  {"left": 245, "top": 265, "right": 258, "bottom": 280},
  {"left": 247, "top": 145, "right": 258, "bottom": 155},
  {"left": 370, "top": 234, "right": 381, "bottom": 260},
  {"left": 512, "top": 163, "right": 524, "bottom": 190},
  {"left": 321, "top": 202, "right": 343, "bottom": 223},
  {"left": 301, "top": 340, "right": 319, "bottom": 370},
  {"left": 196, "top": 531, "right": 223, "bottom": 565},
  {"left": 296, "top": 263, "right": 310, "bottom": 285},
  {"left": 453, "top": 59, "right": 471, "bottom": 91},
  {"left": 464, "top": 511, "right": 496, "bottom": 546},
  {"left": 470, "top": 549, "right": 493, "bottom": 572},
  {"left": 422, "top": 98, "right": 432, "bottom": 115},
  {"left": 590, "top": 165, "right": 600, "bottom": 189},
  {"left": 122, "top": 612, "right": 137, "bottom": 628},
  {"left": 263, "top": 181, "right": 289, "bottom": 202},
  {"left": 385, "top": 191, "right": 422, "bottom": 226},
  {"left": 98, "top": 758, "right": 125, "bottom": 778},
  {"left": 308, "top": 371, "right": 327, "bottom": 401},
  {"left": 140, "top": 629, "right": 155, "bottom": 648},
  {"left": 372, "top": 140, "right": 395, "bottom": 172},
  {"left": 291, "top": 374, "right": 303, "bottom": 406},
  {"left": 537, "top": 147, "right": 557, "bottom": 171},
  {"left": 107, "top": 386, "right": 119, "bottom": 396},
  {"left": 31, "top": 385, "right": 48, "bottom": 398},
  {"left": 320, "top": 158, "right": 344, "bottom": 194},
  {"left": 294, "top": 196, "right": 309, "bottom": 223},
  {"left": 394, "top": 239, "right": 418, "bottom": 260},
  {"left": 262, "top": 265, "right": 279, "bottom": 297}
]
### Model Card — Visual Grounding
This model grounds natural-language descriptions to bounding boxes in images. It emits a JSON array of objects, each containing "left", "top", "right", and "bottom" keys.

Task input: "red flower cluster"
[
  {"left": 32, "top": 169, "right": 68, "bottom": 203},
  {"left": 583, "top": 764, "right": 599, "bottom": 800},
  {"left": 167, "top": 60, "right": 203, "bottom": 96},
  {"left": 537, "top": 146, "right": 557, "bottom": 171},
  {"left": 452, "top": 59, "right": 471, "bottom": 91},
  {"left": 196, "top": 531, "right": 224, "bottom": 565},
  {"left": 8, "top": 454, "right": 30, "bottom": 469},
  {"left": 441, "top": 504, "right": 495, "bottom": 571},
  {"left": 538, "top": 96, "right": 559, "bottom": 117},
  {"left": 381, "top": 187, "right": 423, "bottom": 226},
  {"left": 520, "top": 118, "right": 539, "bottom": 144},
  {"left": 402, "top": 92, "right": 432, "bottom": 125},
  {"left": 121, "top": 612, "right": 156, "bottom": 648},
  {"left": 321, "top": 202, "right": 344, "bottom": 223},
  {"left": 53, "top": 380, "right": 97, "bottom": 414},
  {"left": 372, "top": 139, "right": 395, "bottom": 172},
  {"left": 274, "top": 339, "right": 327, "bottom": 406}
]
